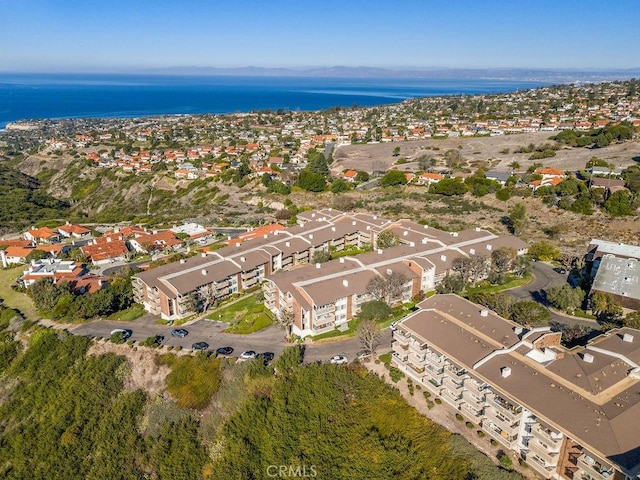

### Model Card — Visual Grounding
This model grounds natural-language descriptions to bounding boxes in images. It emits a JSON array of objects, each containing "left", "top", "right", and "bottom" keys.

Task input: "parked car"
[
  {"left": 192, "top": 342, "right": 209, "bottom": 351},
  {"left": 110, "top": 328, "right": 132, "bottom": 340},
  {"left": 390, "top": 321, "right": 399, "bottom": 331},
  {"left": 240, "top": 350, "right": 257, "bottom": 360},
  {"left": 171, "top": 328, "right": 189, "bottom": 338},
  {"left": 216, "top": 346, "right": 234, "bottom": 356},
  {"left": 330, "top": 355, "right": 348, "bottom": 365},
  {"left": 257, "top": 352, "right": 275, "bottom": 364}
]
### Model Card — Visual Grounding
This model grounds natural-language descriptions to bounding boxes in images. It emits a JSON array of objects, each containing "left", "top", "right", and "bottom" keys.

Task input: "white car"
[
  {"left": 330, "top": 355, "right": 348, "bottom": 365},
  {"left": 390, "top": 321, "right": 399, "bottom": 331},
  {"left": 240, "top": 350, "right": 257, "bottom": 360}
]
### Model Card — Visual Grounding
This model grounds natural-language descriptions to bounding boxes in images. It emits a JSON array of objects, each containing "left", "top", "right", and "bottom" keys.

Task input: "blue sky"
[{"left": 1, "top": 0, "right": 639, "bottom": 72}]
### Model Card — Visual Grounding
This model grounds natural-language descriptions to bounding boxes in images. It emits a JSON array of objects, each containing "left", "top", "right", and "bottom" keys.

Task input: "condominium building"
[
  {"left": 133, "top": 210, "right": 528, "bottom": 331},
  {"left": 393, "top": 294, "right": 640, "bottom": 480}
]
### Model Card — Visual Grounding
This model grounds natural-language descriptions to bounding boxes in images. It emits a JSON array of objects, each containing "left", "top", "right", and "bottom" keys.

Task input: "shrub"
[
  {"left": 408, "top": 384, "right": 415, "bottom": 396},
  {"left": 434, "top": 398, "right": 442, "bottom": 405},
  {"left": 455, "top": 413, "right": 464, "bottom": 421},
  {"left": 477, "top": 430, "right": 485, "bottom": 438},
  {"left": 388, "top": 366, "right": 405, "bottom": 383},
  {"left": 490, "top": 439, "right": 498, "bottom": 446},
  {"left": 499, "top": 453, "right": 513, "bottom": 470},
  {"left": 423, "top": 391, "right": 431, "bottom": 399},
  {"left": 466, "top": 422, "right": 474, "bottom": 429}
]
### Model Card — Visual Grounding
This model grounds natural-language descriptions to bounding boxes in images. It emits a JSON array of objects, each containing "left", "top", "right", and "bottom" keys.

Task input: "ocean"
[{"left": 0, "top": 74, "right": 547, "bottom": 129}]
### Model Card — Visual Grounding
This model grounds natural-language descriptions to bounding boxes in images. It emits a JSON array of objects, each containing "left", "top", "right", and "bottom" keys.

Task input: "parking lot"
[{"left": 70, "top": 314, "right": 392, "bottom": 363}]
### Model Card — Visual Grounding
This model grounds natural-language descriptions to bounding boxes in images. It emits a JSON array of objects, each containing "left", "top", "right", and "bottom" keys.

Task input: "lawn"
[
  {"left": 462, "top": 273, "right": 532, "bottom": 297},
  {"left": 207, "top": 293, "right": 274, "bottom": 334},
  {"left": 0, "top": 266, "right": 38, "bottom": 320},
  {"left": 106, "top": 303, "right": 146, "bottom": 321}
]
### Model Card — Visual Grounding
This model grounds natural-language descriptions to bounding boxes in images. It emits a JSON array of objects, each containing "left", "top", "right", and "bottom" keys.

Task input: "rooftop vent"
[
  {"left": 582, "top": 352, "right": 595, "bottom": 363},
  {"left": 409, "top": 241, "right": 415, "bottom": 247},
  {"left": 339, "top": 258, "right": 345, "bottom": 263},
  {"left": 331, "top": 227, "right": 336, "bottom": 232},
  {"left": 352, "top": 221, "right": 356, "bottom": 226},
  {"left": 387, "top": 268, "right": 393, "bottom": 276},
  {"left": 236, "top": 243, "right": 241, "bottom": 247},
  {"left": 422, "top": 238, "right": 428, "bottom": 244},
  {"left": 263, "top": 234, "right": 268, "bottom": 239},
  {"left": 201, "top": 269, "right": 208, "bottom": 276},
  {"left": 475, "top": 227, "right": 481, "bottom": 232},
  {"left": 501, "top": 367, "right": 512, "bottom": 378},
  {"left": 309, "top": 234, "right": 314, "bottom": 239},
  {"left": 480, "top": 309, "right": 488, "bottom": 317},
  {"left": 343, "top": 279, "right": 349, "bottom": 287},
  {"left": 377, "top": 249, "right": 383, "bottom": 254},
  {"left": 366, "top": 226, "right": 371, "bottom": 230},
  {"left": 440, "top": 254, "right": 447, "bottom": 262},
  {"left": 180, "top": 259, "right": 186, "bottom": 264},
  {"left": 451, "top": 232, "right": 459, "bottom": 237},
  {"left": 201, "top": 252, "right": 207, "bottom": 257},
  {"left": 240, "top": 256, "right": 246, "bottom": 263},
  {"left": 311, "top": 213, "right": 316, "bottom": 218},
  {"left": 486, "top": 244, "right": 493, "bottom": 251},
  {"left": 285, "top": 241, "right": 290, "bottom": 247},
  {"left": 315, "top": 263, "right": 321, "bottom": 269},
  {"left": 228, "top": 235, "right": 232, "bottom": 240},
  {"left": 469, "top": 248, "right": 475, "bottom": 255},
  {"left": 623, "top": 333, "right": 634, "bottom": 343},
  {"left": 373, "top": 215, "right": 377, "bottom": 220},
  {"left": 424, "top": 225, "right": 429, "bottom": 229},
  {"left": 403, "top": 231, "right": 408, "bottom": 236}
]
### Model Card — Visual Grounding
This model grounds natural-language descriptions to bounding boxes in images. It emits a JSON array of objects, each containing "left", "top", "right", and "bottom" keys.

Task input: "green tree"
[
  {"left": 507, "top": 203, "right": 527, "bottom": 235},
  {"left": 545, "top": 284, "right": 585, "bottom": 313},
  {"left": 379, "top": 169, "right": 408, "bottom": 187},
  {"left": 296, "top": 169, "right": 326, "bottom": 192},
  {"left": 330, "top": 178, "right": 350, "bottom": 193},
  {"left": 312, "top": 249, "right": 331, "bottom": 264},
  {"left": 376, "top": 230, "right": 400, "bottom": 249},
  {"left": 624, "top": 311, "right": 640, "bottom": 329},
  {"left": 604, "top": 190, "right": 635, "bottom": 216},
  {"left": 150, "top": 418, "right": 207, "bottom": 480},
  {"left": 430, "top": 177, "right": 469, "bottom": 195},
  {"left": 358, "top": 300, "right": 392, "bottom": 321},
  {"left": 436, "top": 274, "right": 465, "bottom": 294},
  {"left": 355, "top": 171, "right": 370, "bottom": 183},
  {"left": 510, "top": 301, "right": 551, "bottom": 326},
  {"left": 529, "top": 241, "right": 560, "bottom": 261}
]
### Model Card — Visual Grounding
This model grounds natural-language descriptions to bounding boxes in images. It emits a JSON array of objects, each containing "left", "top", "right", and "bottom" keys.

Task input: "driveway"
[{"left": 507, "top": 261, "right": 598, "bottom": 328}]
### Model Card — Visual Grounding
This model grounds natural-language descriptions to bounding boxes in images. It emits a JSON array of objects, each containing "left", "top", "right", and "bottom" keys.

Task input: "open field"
[
  {"left": 333, "top": 132, "right": 640, "bottom": 174},
  {"left": 0, "top": 267, "right": 37, "bottom": 320}
]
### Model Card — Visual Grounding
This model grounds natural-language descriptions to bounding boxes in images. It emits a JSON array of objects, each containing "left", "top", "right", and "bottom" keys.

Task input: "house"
[
  {"left": 81, "top": 237, "right": 130, "bottom": 265},
  {"left": 590, "top": 254, "right": 640, "bottom": 310},
  {"left": 484, "top": 170, "right": 511, "bottom": 186},
  {"left": 341, "top": 170, "right": 358, "bottom": 183},
  {"left": 24, "top": 226, "right": 60, "bottom": 244},
  {"left": 416, "top": 172, "right": 444, "bottom": 186},
  {"left": 128, "top": 230, "right": 183, "bottom": 254},
  {"left": 529, "top": 176, "right": 565, "bottom": 190},
  {"left": 57, "top": 222, "right": 92, "bottom": 239},
  {"left": 534, "top": 167, "right": 566, "bottom": 181},
  {"left": 170, "top": 223, "right": 210, "bottom": 240},
  {"left": 20, "top": 259, "right": 86, "bottom": 288},
  {"left": 392, "top": 294, "right": 640, "bottom": 480}
]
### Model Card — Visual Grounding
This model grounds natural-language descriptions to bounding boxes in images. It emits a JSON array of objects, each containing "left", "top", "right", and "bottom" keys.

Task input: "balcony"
[
  {"left": 483, "top": 421, "right": 518, "bottom": 447},
  {"left": 462, "top": 390, "right": 486, "bottom": 405},
  {"left": 440, "top": 387, "right": 463, "bottom": 405},
  {"left": 526, "top": 453, "right": 557, "bottom": 479},
  {"left": 392, "top": 351, "right": 408, "bottom": 363},
  {"left": 460, "top": 403, "right": 484, "bottom": 419},
  {"left": 528, "top": 439, "right": 560, "bottom": 465},
  {"left": 484, "top": 408, "right": 521, "bottom": 435},
  {"left": 314, "top": 304, "right": 336, "bottom": 314},
  {"left": 443, "top": 375, "right": 464, "bottom": 391},
  {"left": 577, "top": 454, "right": 614, "bottom": 480},
  {"left": 490, "top": 394, "right": 523, "bottom": 420},
  {"left": 532, "top": 424, "right": 563, "bottom": 447}
]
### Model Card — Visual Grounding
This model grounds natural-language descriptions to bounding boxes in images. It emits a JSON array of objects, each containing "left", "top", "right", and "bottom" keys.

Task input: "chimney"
[
  {"left": 582, "top": 352, "right": 594, "bottom": 363},
  {"left": 331, "top": 227, "right": 336, "bottom": 232},
  {"left": 623, "top": 333, "right": 634, "bottom": 343},
  {"left": 309, "top": 234, "right": 314, "bottom": 239},
  {"left": 240, "top": 256, "right": 246, "bottom": 262},
  {"left": 403, "top": 231, "right": 408, "bottom": 236},
  {"left": 236, "top": 243, "right": 241, "bottom": 247},
  {"left": 180, "top": 259, "right": 186, "bottom": 264},
  {"left": 201, "top": 252, "right": 207, "bottom": 257},
  {"left": 440, "top": 254, "right": 446, "bottom": 262},
  {"left": 377, "top": 249, "right": 383, "bottom": 254},
  {"left": 409, "top": 241, "right": 415, "bottom": 247},
  {"left": 475, "top": 227, "right": 481, "bottom": 231},
  {"left": 352, "top": 221, "right": 356, "bottom": 226},
  {"left": 386, "top": 268, "right": 393, "bottom": 276},
  {"left": 339, "top": 258, "right": 345, "bottom": 263},
  {"left": 311, "top": 213, "right": 316, "bottom": 218},
  {"left": 343, "top": 279, "right": 349, "bottom": 287},
  {"left": 201, "top": 269, "right": 208, "bottom": 276},
  {"left": 228, "top": 235, "right": 232, "bottom": 241},
  {"left": 366, "top": 226, "right": 371, "bottom": 230},
  {"left": 263, "top": 234, "right": 268, "bottom": 239},
  {"left": 316, "top": 263, "right": 321, "bottom": 269},
  {"left": 501, "top": 367, "right": 512, "bottom": 378},
  {"left": 423, "top": 225, "right": 429, "bottom": 229},
  {"left": 152, "top": 229, "right": 158, "bottom": 234},
  {"left": 98, "top": 279, "right": 103, "bottom": 287},
  {"left": 480, "top": 309, "right": 488, "bottom": 317},
  {"left": 469, "top": 248, "right": 475, "bottom": 255},
  {"left": 285, "top": 241, "right": 290, "bottom": 247},
  {"left": 452, "top": 232, "right": 458, "bottom": 237},
  {"left": 486, "top": 244, "right": 492, "bottom": 251},
  {"left": 373, "top": 215, "right": 377, "bottom": 219}
]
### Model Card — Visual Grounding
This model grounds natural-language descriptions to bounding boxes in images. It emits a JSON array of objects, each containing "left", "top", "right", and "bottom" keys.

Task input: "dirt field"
[{"left": 332, "top": 132, "right": 640, "bottom": 174}]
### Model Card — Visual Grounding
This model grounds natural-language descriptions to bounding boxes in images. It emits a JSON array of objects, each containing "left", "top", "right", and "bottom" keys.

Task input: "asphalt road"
[{"left": 507, "top": 261, "right": 598, "bottom": 328}]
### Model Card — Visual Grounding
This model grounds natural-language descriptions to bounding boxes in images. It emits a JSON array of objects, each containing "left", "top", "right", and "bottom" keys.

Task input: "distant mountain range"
[{"left": 136, "top": 66, "right": 640, "bottom": 83}]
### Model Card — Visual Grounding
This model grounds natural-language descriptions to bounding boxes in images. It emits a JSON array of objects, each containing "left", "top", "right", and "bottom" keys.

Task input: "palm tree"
[{"left": 508, "top": 161, "right": 521, "bottom": 173}]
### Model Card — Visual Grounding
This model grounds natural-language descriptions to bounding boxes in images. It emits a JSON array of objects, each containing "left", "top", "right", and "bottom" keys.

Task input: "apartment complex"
[
  {"left": 132, "top": 210, "right": 528, "bottom": 335},
  {"left": 393, "top": 294, "right": 640, "bottom": 480},
  {"left": 588, "top": 240, "right": 640, "bottom": 311}
]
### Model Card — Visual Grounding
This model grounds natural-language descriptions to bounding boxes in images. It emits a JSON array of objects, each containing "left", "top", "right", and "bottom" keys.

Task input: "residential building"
[
  {"left": 393, "top": 294, "right": 640, "bottom": 479},
  {"left": 133, "top": 210, "right": 528, "bottom": 326}
]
